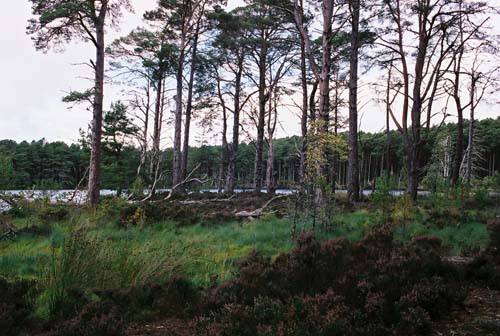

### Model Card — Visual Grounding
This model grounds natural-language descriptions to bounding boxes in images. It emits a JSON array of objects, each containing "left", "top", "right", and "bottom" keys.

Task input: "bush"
[
  {"left": 97, "top": 276, "right": 200, "bottom": 320},
  {"left": 0, "top": 277, "right": 39, "bottom": 335},
  {"left": 38, "top": 204, "right": 71, "bottom": 223},
  {"left": 487, "top": 219, "right": 500, "bottom": 249},
  {"left": 199, "top": 228, "right": 464, "bottom": 335},
  {"left": 466, "top": 219, "right": 500, "bottom": 289},
  {"left": 51, "top": 301, "right": 125, "bottom": 336}
]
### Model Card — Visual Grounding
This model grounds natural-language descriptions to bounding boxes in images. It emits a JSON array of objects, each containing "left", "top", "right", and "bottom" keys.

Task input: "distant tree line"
[{"left": 0, "top": 117, "right": 498, "bottom": 192}]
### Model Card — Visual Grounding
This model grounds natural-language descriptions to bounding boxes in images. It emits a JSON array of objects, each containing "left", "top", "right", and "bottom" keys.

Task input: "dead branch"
[
  {"left": 141, "top": 164, "right": 208, "bottom": 203},
  {"left": 0, "top": 193, "right": 18, "bottom": 208},
  {"left": 68, "top": 167, "right": 89, "bottom": 203},
  {"left": 235, "top": 195, "right": 287, "bottom": 219},
  {"left": 176, "top": 194, "right": 237, "bottom": 205}
]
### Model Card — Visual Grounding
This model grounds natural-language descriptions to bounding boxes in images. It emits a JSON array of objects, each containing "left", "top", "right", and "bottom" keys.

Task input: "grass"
[
  {"left": 0, "top": 196, "right": 494, "bottom": 319},
  {"left": 395, "top": 221, "right": 489, "bottom": 255},
  {"left": 0, "top": 215, "right": 296, "bottom": 287}
]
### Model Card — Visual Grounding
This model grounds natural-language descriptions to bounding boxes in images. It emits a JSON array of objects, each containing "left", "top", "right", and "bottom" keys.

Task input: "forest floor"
[{"left": 433, "top": 287, "right": 500, "bottom": 336}]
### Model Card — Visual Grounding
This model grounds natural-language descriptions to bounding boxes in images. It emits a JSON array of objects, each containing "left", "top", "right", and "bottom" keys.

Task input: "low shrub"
[
  {"left": 199, "top": 227, "right": 464, "bottom": 335},
  {"left": 38, "top": 204, "right": 70, "bottom": 223},
  {"left": 97, "top": 276, "right": 200, "bottom": 320},
  {"left": 466, "top": 219, "right": 500, "bottom": 289},
  {"left": 50, "top": 301, "right": 125, "bottom": 336},
  {"left": 0, "top": 277, "right": 39, "bottom": 335}
]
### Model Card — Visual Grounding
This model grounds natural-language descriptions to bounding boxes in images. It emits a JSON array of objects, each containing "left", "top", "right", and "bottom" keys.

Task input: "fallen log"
[
  {"left": 176, "top": 194, "right": 237, "bottom": 205},
  {"left": 0, "top": 193, "right": 18, "bottom": 208},
  {"left": 235, "top": 195, "right": 287, "bottom": 219}
]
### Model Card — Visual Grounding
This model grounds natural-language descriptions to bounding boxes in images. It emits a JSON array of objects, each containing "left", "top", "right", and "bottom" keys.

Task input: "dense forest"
[{"left": 1, "top": 118, "right": 500, "bottom": 192}]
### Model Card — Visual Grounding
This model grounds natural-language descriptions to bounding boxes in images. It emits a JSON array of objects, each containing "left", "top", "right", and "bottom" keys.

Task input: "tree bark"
[
  {"left": 347, "top": 0, "right": 360, "bottom": 203},
  {"left": 172, "top": 36, "right": 186, "bottom": 187},
  {"left": 87, "top": 10, "right": 107, "bottom": 208},
  {"left": 299, "top": 28, "right": 308, "bottom": 189},
  {"left": 225, "top": 56, "right": 244, "bottom": 194},
  {"left": 150, "top": 76, "right": 163, "bottom": 196},
  {"left": 254, "top": 45, "right": 268, "bottom": 195},
  {"left": 181, "top": 29, "right": 200, "bottom": 180}
]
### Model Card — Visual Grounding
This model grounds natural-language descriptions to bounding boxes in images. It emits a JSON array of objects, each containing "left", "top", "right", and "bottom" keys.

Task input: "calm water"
[{"left": 0, "top": 188, "right": 433, "bottom": 214}]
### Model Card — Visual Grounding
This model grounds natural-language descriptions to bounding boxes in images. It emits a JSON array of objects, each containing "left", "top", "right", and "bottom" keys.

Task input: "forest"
[
  {"left": 1, "top": 118, "right": 500, "bottom": 192},
  {"left": 1, "top": 0, "right": 500, "bottom": 335}
]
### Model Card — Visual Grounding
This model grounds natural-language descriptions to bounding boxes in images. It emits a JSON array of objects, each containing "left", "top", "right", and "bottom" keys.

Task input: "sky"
[{"left": 0, "top": 0, "right": 498, "bottom": 144}]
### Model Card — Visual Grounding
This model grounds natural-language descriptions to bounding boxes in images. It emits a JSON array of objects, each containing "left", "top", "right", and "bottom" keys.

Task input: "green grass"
[
  {"left": 0, "top": 204, "right": 492, "bottom": 288},
  {"left": 0, "top": 215, "right": 296, "bottom": 287},
  {"left": 395, "top": 221, "right": 489, "bottom": 255},
  {"left": 0, "top": 200, "right": 494, "bottom": 320},
  {"left": 0, "top": 210, "right": 488, "bottom": 286}
]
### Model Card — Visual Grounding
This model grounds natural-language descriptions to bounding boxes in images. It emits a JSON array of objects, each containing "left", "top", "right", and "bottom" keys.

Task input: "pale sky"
[{"left": 0, "top": 0, "right": 498, "bottom": 144}]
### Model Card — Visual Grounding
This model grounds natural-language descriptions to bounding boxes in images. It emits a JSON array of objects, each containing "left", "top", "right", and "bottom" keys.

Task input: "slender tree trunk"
[
  {"left": 181, "top": 31, "right": 200, "bottom": 180},
  {"left": 150, "top": 76, "right": 163, "bottom": 196},
  {"left": 299, "top": 33, "right": 308, "bottom": 189},
  {"left": 225, "top": 57, "right": 244, "bottom": 194},
  {"left": 385, "top": 98, "right": 391, "bottom": 179},
  {"left": 136, "top": 87, "right": 150, "bottom": 179},
  {"left": 254, "top": 47, "right": 268, "bottom": 195},
  {"left": 309, "top": 81, "right": 318, "bottom": 121},
  {"left": 266, "top": 89, "right": 278, "bottom": 195},
  {"left": 88, "top": 18, "right": 106, "bottom": 208},
  {"left": 220, "top": 109, "right": 229, "bottom": 192},
  {"left": 172, "top": 40, "right": 185, "bottom": 187},
  {"left": 465, "top": 75, "right": 477, "bottom": 184},
  {"left": 347, "top": 0, "right": 360, "bottom": 203},
  {"left": 266, "top": 136, "right": 275, "bottom": 194}
]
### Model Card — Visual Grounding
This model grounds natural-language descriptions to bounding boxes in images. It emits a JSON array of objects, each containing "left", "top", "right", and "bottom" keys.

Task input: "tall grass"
[{"left": 37, "top": 228, "right": 183, "bottom": 318}]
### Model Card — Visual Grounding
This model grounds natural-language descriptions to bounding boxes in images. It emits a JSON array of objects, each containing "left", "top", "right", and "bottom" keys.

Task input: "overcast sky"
[{"left": 0, "top": 1, "right": 498, "bottom": 144}]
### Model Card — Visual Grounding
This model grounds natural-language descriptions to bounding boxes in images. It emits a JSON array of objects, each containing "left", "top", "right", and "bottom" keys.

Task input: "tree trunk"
[
  {"left": 136, "top": 86, "right": 150, "bottom": 179},
  {"left": 347, "top": 0, "right": 360, "bottom": 203},
  {"left": 225, "top": 57, "right": 244, "bottom": 194},
  {"left": 266, "top": 136, "right": 275, "bottom": 195},
  {"left": 172, "top": 40, "right": 185, "bottom": 187},
  {"left": 465, "top": 75, "right": 477, "bottom": 184},
  {"left": 299, "top": 31, "right": 308, "bottom": 189},
  {"left": 181, "top": 30, "right": 200, "bottom": 180},
  {"left": 150, "top": 76, "right": 163, "bottom": 196},
  {"left": 87, "top": 19, "right": 106, "bottom": 208},
  {"left": 254, "top": 47, "right": 267, "bottom": 195}
]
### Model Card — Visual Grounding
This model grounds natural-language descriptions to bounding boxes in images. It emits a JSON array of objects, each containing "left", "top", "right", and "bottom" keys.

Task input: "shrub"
[
  {"left": 466, "top": 219, "right": 500, "bottom": 289},
  {"left": 51, "top": 301, "right": 125, "bottom": 336},
  {"left": 0, "top": 277, "right": 39, "bottom": 335},
  {"left": 199, "top": 228, "right": 464, "bottom": 335},
  {"left": 97, "top": 276, "right": 200, "bottom": 320},
  {"left": 487, "top": 219, "right": 500, "bottom": 249},
  {"left": 38, "top": 204, "right": 70, "bottom": 223}
]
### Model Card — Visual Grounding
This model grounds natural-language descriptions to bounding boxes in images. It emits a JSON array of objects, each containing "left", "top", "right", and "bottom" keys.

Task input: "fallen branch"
[
  {"left": 68, "top": 167, "right": 89, "bottom": 203},
  {"left": 141, "top": 164, "right": 208, "bottom": 203},
  {"left": 235, "top": 195, "right": 287, "bottom": 219},
  {"left": 176, "top": 194, "right": 237, "bottom": 205},
  {"left": 0, "top": 193, "right": 18, "bottom": 208}
]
